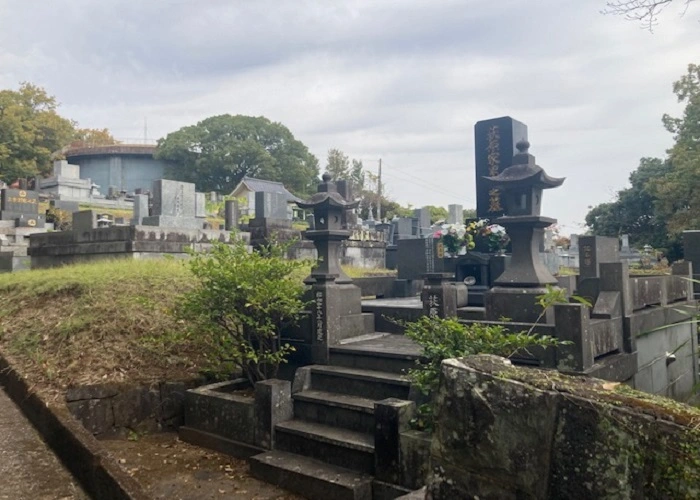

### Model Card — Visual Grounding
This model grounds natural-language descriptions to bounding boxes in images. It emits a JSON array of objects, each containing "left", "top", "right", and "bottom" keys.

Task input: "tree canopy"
[
  {"left": 0, "top": 82, "right": 75, "bottom": 183},
  {"left": 652, "top": 63, "right": 700, "bottom": 234},
  {"left": 585, "top": 63, "right": 700, "bottom": 259},
  {"left": 155, "top": 114, "right": 320, "bottom": 196},
  {"left": 70, "top": 127, "right": 118, "bottom": 148}
]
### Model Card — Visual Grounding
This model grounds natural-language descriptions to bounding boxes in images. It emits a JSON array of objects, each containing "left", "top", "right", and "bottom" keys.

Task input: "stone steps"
[
  {"left": 293, "top": 389, "right": 375, "bottom": 434},
  {"left": 329, "top": 343, "right": 419, "bottom": 375},
  {"left": 275, "top": 420, "right": 375, "bottom": 474},
  {"left": 308, "top": 365, "right": 411, "bottom": 401},
  {"left": 250, "top": 450, "right": 372, "bottom": 500},
  {"left": 252, "top": 342, "right": 420, "bottom": 498}
]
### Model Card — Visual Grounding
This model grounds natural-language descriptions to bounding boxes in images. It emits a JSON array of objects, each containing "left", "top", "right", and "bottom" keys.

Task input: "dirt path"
[
  {"left": 101, "top": 433, "right": 303, "bottom": 500},
  {"left": 0, "top": 384, "right": 87, "bottom": 500}
]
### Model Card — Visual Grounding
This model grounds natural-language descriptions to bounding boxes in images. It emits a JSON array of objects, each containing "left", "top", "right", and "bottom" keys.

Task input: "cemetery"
[{"left": 0, "top": 115, "right": 699, "bottom": 499}]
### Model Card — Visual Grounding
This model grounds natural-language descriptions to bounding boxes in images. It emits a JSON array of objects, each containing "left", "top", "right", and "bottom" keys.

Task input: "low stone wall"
[
  {"left": 66, "top": 379, "right": 203, "bottom": 436},
  {"left": 287, "top": 230, "right": 388, "bottom": 269},
  {"left": 352, "top": 276, "right": 397, "bottom": 298},
  {"left": 29, "top": 225, "right": 247, "bottom": 269},
  {"left": 180, "top": 379, "right": 293, "bottom": 457},
  {"left": 428, "top": 355, "right": 700, "bottom": 499}
]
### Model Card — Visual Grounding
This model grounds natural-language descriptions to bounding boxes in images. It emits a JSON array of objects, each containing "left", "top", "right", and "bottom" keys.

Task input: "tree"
[
  {"left": 70, "top": 128, "right": 118, "bottom": 147},
  {"left": 463, "top": 208, "right": 477, "bottom": 220},
  {"left": 325, "top": 148, "right": 350, "bottom": 181},
  {"left": 350, "top": 159, "right": 365, "bottom": 197},
  {"left": 0, "top": 82, "right": 75, "bottom": 183},
  {"left": 155, "top": 114, "right": 320, "bottom": 196},
  {"left": 425, "top": 205, "right": 448, "bottom": 224},
  {"left": 585, "top": 157, "right": 680, "bottom": 257},
  {"left": 602, "top": 0, "right": 696, "bottom": 30},
  {"left": 585, "top": 64, "right": 700, "bottom": 260},
  {"left": 649, "top": 64, "right": 700, "bottom": 237}
]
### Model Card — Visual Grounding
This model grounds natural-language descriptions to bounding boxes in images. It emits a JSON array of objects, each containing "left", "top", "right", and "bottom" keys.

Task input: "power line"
[
  {"left": 348, "top": 157, "right": 472, "bottom": 204},
  {"left": 381, "top": 169, "right": 467, "bottom": 201}
]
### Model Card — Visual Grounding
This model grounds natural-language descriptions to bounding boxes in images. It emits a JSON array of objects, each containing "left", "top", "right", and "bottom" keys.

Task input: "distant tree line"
[{"left": 0, "top": 82, "right": 474, "bottom": 219}]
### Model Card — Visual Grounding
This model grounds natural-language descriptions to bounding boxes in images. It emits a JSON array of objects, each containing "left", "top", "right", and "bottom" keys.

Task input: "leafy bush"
[
  {"left": 177, "top": 239, "right": 307, "bottom": 385},
  {"left": 405, "top": 284, "right": 586, "bottom": 430},
  {"left": 405, "top": 316, "right": 563, "bottom": 429}
]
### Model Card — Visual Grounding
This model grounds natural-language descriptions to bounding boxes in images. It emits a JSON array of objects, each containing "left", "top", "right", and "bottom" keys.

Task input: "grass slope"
[
  {"left": 0, "top": 259, "right": 203, "bottom": 398},
  {"left": 0, "top": 258, "right": 395, "bottom": 397}
]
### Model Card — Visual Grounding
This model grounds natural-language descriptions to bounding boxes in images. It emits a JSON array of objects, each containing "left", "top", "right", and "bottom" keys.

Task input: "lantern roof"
[
  {"left": 483, "top": 140, "right": 564, "bottom": 190},
  {"left": 297, "top": 173, "right": 361, "bottom": 210}
]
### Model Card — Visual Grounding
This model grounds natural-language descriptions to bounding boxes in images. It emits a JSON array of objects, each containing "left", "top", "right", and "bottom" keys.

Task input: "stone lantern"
[
  {"left": 482, "top": 140, "right": 565, "bottom": 322},
  {"left": 297, "top": 173, "right": 360, "bottom": 284},
  {"left": 297, "top": 173, "right": 366, "bottom": 363}
]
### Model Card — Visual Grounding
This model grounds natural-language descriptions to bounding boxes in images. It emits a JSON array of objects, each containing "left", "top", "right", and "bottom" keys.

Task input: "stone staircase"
[{"left": 250, "top": 335, "right": 419, "bottom": 500}]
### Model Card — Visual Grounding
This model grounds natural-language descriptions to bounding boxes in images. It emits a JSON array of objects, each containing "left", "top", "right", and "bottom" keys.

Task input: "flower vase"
[
  {"left": 444, "top": 251, "right": 453, "bottom": 258},
  {"left": 458, "top": 247, "right": 467, "bottom": 256}
]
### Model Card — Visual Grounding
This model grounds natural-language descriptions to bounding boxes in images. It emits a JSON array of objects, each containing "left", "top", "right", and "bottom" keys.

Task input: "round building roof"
[{"left": 65, "top": 144, "right": 158, "bottom": 159}]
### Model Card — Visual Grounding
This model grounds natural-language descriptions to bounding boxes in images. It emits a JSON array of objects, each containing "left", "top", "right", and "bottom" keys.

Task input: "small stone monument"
[
  {"left": 141, "top": 179, "right": 202, "bottom": 230},
  {"left": 224, "top": 199, "right": 239, "bottom": 231},
  {"left": 483, "top": 140, "right": 565, "bottom": 322},
  {"left": 447, "top": 204, "right": 463, "bottom": 225}
]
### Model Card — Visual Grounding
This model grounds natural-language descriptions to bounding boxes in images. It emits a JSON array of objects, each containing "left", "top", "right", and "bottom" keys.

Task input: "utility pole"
[{"left": 377, "top": 158, "right": 382, "bottom": 221}]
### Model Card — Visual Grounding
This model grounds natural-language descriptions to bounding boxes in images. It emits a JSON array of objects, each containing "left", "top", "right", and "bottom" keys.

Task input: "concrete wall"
[
  {"left": 633, "top": 320, "right": 698, "bottom": 399},
  {"left": 76, "top": 155, "right": 168, "bottom": 194}
]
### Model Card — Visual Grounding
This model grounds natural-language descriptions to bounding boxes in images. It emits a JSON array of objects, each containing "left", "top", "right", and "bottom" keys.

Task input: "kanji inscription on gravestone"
[
  {"left": 474, "top": 116, "right": 528, "bottom": 219},
  {"left": 315, "top": 290, "right": 325, "bottom": 342},
  {"left": 1, "top": 189, "right": 39, "bottom": 215}
]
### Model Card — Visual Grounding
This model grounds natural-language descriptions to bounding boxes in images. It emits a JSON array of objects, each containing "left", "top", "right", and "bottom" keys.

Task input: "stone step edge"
[
  {"left": 338, "top": 332, "right": 389, "bottom": 345},
  {"left": 329, "top": 345, "right": 422, "bottom": 362},
  {"left": 249, "top": 450, "right": 373, "bottom": 500},
  {"left": 294, "top": 389, "right": 375, "bottom": 413},
  {"left": 309, "top": 364, "right": 411, "bottom": 386},
  {"left": 276, "top": 419, "right": 374, "bottom": 453}
]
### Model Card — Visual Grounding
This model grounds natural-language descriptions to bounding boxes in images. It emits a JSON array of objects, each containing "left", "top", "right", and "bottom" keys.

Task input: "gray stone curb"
[{"left": 0, "top": 352, "right": 150, "bottom": 500}]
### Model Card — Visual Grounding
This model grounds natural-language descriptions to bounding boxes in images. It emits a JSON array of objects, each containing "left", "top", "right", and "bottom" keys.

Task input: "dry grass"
[{"left": 0, "top": 259, "right": 206, "bottom": 399}]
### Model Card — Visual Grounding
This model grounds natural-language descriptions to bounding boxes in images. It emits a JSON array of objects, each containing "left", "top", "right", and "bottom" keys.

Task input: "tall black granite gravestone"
[{"left": 474, "top": 116, "right": 528, "bottom": 220}]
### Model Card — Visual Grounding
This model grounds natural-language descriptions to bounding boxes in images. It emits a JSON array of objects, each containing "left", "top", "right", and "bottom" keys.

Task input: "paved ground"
[
  {"left": 0, "top": 384, "right": 87, "bottom": 500},
  {"left": 101, "top": 433, "right": 301, "bottom": 500}
]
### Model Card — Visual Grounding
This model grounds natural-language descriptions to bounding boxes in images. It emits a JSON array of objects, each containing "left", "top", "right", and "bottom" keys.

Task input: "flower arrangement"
[
  {"left": 434, "top": 223, "right": 471, "bottom": 254},
  {"left": 481, "top": 223, "right": 510, "bottom": 253},
  {"left": 433, "top": 219, "right": 509, "bottom": 256}
]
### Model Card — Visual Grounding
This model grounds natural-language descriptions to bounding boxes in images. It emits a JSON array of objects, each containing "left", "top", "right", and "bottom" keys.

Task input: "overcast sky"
[{"left": 1, "top": 0, "right": 698, "bottom": 234}]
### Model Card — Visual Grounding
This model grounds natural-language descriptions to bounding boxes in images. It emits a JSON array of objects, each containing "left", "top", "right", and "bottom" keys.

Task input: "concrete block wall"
[{"left": 633, "top": 321, "right": 698, "bottom": 399}]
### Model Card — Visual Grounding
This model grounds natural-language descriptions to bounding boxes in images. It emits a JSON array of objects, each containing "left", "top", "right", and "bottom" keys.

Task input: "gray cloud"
[{"left": 0, "top": 0, "right": 698, "bottom": 232}]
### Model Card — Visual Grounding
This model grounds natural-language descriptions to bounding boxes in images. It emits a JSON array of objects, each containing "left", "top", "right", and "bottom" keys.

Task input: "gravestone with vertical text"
[{"left": 474, "top": 116, "right": 528, "bottom": 220}]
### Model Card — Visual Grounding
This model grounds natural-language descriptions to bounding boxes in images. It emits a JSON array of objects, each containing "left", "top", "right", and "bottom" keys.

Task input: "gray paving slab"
[
  {"left": 336, "top": 334, "right": 423, "bottom": 357},
  {"left": 0, "top": 385, "right": 87, "bottom": 500}
]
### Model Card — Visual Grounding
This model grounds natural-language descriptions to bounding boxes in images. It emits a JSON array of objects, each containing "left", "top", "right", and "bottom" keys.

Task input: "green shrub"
[
  {"left": 405, "top": 317, "right": 563, "bottom": 429},
  {"left": 405, "top": 284, "right": 585, "bottom": 430},
  {"left": 177, "top": 239, "right": 307, "bottom": 385}
]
